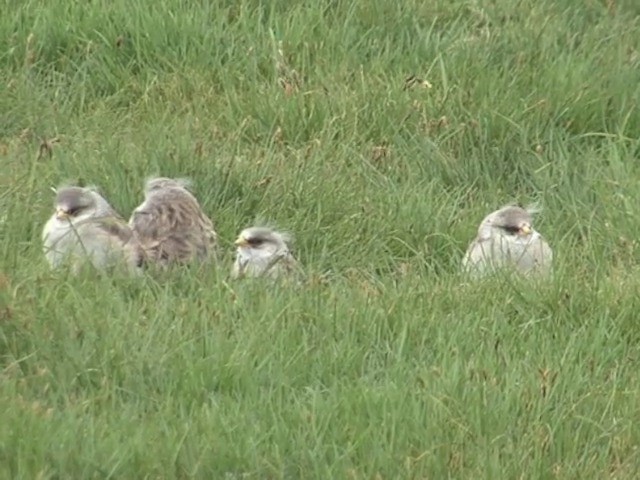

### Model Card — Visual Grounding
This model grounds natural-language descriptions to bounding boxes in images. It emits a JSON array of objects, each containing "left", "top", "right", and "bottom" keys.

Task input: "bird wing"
[
  {"left": 93, "top": 216, "right": 135, "bottom": 245},
  {"left": 69, "top": 216, "right": 141, "bottom": 272},
  {"left": 462, "top": 236, "right": 498, "bottom": 274},
  {"left": 265, "top": 251, "right": 303, "bottom": 280}
]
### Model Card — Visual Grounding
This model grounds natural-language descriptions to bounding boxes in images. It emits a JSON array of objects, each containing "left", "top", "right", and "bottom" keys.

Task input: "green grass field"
[{"left": 2, "top": 0, "right": 640, "bottom": 477}]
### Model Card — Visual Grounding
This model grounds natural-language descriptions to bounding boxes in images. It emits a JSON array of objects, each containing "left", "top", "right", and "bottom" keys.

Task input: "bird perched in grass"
[
  {"left": 129, "top": 177, "right": 217, "bottom": 266},
  {"left": 232, "top": 226, "right": 300, "bottom": 280},
  {"left": 42, "top": 186, "right": 141, "bottom": 274},
  {"left": 462, "top": 205, "right": 553, "bottom": 277}
]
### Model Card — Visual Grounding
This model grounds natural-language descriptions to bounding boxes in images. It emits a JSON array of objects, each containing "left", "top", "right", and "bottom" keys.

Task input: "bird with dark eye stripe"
[
  {"left": 462, "top": 205, "right": 553, "bottom": 277},
  {"left": 232, "top": 226, "right": 301, "bottom": 280},
  {"left": 128, "top": 177, "right": 218, "bottom": 267},
  {"left": 42, "top": 186, "right": 142, "bottom": 274}
]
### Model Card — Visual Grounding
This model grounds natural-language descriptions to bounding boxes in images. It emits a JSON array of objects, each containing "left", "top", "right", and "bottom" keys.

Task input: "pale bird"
[
  {"left": 129, "top": 177, "right": 217, "bottom": 266},
  {"left": 462, "top": 205, "right": 553, "bottom": 277},
  {"left": 232, "top": 226, "right": 300, "bottom": 280},
  {"left": 42, "top": 186, "right": 141, "bottom": 273}
]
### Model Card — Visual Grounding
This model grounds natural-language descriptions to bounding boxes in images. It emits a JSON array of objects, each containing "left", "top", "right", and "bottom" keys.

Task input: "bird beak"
[
  {"left": 55, "top": 208, "right": 69, "bottom": 220},
  {"left": 519, "top": 225, "right": 532, "bottom": 235},
  {"left": 234, "top": 236, "right": 249, "bottom": 247}
]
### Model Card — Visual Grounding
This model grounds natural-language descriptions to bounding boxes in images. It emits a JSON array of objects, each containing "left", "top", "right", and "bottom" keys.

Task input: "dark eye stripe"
[
  {"left": 500, "top": 225, "right": 521, "bottom": 234},
  {"left": 66, "top": 206, "right": 84, "bottom": 216},
  {"left": 247, "top": 238, "right": 264, "bottom": 246}
]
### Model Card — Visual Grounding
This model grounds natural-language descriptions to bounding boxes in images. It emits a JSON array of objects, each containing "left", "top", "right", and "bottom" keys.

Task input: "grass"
[{"left": 2, "top": 0, "right": 640, "bottom": 477}]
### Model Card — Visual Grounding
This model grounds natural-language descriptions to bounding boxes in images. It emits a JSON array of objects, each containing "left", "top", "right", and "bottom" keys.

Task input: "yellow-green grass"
[{"left": 1, "top": 0, "right": 640, "bottom": 477}]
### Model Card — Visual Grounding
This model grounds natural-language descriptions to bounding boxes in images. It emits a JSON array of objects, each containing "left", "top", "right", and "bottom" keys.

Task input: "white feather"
[{"left": 462, "top": 206, "right": 553, "bottom": 277}]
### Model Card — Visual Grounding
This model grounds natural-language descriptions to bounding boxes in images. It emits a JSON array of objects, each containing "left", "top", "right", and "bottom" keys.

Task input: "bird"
[
  {"left": 462, "top": 205, "right": 553, "bottom": 277},
  {"left": 128, "top": 177, "right": 217, "bottom": 267},
  {"left": 42, "top": 186, "right": 141, "bottom": 274},
  {"left": 232, "top": 226, "right": 300, "bottom": 280}
]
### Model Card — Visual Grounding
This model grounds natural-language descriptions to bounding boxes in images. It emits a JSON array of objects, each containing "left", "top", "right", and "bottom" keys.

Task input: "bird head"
[
  {"left": 478, "top": 206, "right": 536, "bottom": 240},
  {"left": 52, "top": 185, "right": 115, "bottom": 223},
  {"left": 234, "top": 227, "right": 291, "bottom": 259},
  {"left": 144, "top": 176, "right": 192, "bottom": 195},
  {"left": 53, "top": 186, "right": 106, "bottom": 223}
]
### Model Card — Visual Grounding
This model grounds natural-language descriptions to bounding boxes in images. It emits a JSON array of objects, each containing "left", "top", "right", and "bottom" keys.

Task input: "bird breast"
[
  {"left": 237, "top": 246, "right": 272, "bottom": 264},
  {"left": 42, "top": 216, "right": 80, "bottom": 267},
  {"left": 235, "top": 246, "right": 282, "bottom": 274},
  {"left": 42, "top": 216, "right": 74, "bottom": 244},
  {"left": 491, "top": 231, "right": 544, "bottom": 267}
]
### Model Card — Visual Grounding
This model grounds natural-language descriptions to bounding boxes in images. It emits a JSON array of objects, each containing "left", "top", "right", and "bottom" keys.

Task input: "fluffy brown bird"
[
  {"left": 128, "top": 177, "right": 217, "bottom": 266},
  {"left": 232, "top": 226, "right": 300, "bottom": 280},
  {"left": 42, "top": 186, "right": 141, "bottom": 274},
  {"left": 462, "top": 205, "right": 553, "bottom": 277}
]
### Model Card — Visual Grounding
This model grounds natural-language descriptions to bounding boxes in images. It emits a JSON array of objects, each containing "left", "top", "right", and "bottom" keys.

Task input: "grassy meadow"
[{"left": 2, "top": 0, "right": 640, "bottom": 477}]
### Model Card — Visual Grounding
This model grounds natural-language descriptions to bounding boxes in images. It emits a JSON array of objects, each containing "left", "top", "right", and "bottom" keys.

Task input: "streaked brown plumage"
[{"left": 129, "top": 177, "right": 217, "bottom": 266}]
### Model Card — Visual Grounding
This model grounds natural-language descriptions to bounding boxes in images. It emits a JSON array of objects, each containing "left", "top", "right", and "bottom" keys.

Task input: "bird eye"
[{"left": 247, "top": 238, "right": 264, "bottom": 246}]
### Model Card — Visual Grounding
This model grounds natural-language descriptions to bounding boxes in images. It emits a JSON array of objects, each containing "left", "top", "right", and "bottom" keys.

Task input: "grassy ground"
[{"left": 2, "top": 0, "right": 640, "bottom": 477}]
